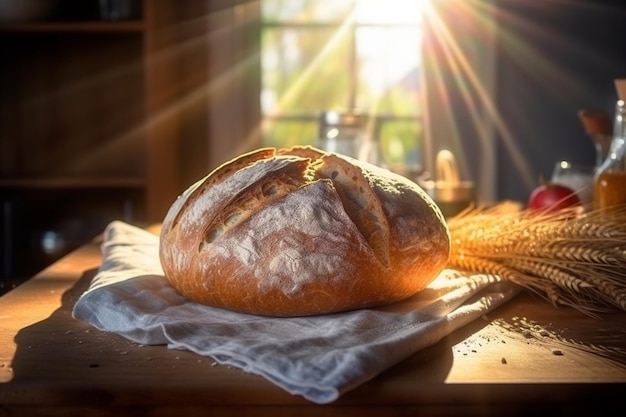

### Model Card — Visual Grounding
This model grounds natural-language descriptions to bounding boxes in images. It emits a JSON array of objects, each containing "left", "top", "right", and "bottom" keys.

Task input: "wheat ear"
[{"left": 447, "top": 203, "right": 626, "bottom": 316}]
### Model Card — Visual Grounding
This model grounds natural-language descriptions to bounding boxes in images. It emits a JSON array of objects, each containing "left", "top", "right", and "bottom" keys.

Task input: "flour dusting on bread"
[
  {"left": 159, "top": 145, "right": 450, "bottom": 317},
  {"left": 199, "top": 158, "right": 308, "bottom": 253},
  {"left": 312, "top": 153, "right": 390, "bottom": 267}
]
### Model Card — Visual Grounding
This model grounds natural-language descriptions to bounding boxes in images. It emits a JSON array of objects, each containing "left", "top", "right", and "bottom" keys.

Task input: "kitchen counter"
[{"left": 0, "top": 226, "right": 625, "bottom": 416}]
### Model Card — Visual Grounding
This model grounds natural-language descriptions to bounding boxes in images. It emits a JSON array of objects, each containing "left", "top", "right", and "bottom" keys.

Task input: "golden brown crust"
[
  {"left": 312, "top": 153, "right": 391, "bottom": 267},
  {"left": 159, "top": 146, "right": 450, "bottom": 317}
]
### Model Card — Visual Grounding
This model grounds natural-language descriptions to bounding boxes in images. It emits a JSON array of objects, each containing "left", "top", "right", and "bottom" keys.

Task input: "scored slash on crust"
[
  {"left": 199, "top": 160, "right": 307, "bottom": 252},
  {"left": 196, "top": 146, "right": 391, "bottom": 269},
  {"left": 168, "top": 148, "right": 276, "bottom": 232},
  {"left": 311, "top": 154, "right": 391, "bottom": 268}
]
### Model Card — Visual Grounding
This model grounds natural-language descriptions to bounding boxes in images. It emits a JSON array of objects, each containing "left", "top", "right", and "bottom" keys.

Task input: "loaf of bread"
[{"left": 159, "top": 146, "right": 450, "bottom": 317}]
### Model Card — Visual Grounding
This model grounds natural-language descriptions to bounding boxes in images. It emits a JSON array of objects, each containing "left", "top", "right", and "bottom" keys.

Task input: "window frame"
[
  {"left": 260, "top": 7, "right": 425, "bottom": 174},
  {"left": 206, "top": 0, "right": 498, "bottom": 202}
]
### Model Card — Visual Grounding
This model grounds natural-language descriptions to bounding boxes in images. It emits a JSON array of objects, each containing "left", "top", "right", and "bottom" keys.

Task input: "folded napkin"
[{"left": 73, "top": 221, "right": 519, "bottom": 404}]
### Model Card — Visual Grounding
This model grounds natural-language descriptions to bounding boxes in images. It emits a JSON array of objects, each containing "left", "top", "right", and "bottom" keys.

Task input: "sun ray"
[
  {"left": 268, "top": 11, "right": 356, "bottom": 115},
  {"left": 423, "top": 0, "right": 537, "bottom": 193}
]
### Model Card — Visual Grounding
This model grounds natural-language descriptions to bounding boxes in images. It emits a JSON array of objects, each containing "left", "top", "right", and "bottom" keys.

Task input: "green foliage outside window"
[{"left": 261, "top": 0, "right": 424, "bottom": 173}]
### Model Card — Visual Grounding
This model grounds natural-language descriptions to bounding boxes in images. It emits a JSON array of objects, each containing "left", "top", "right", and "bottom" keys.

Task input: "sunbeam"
[
  {"left": 266, "top": 11, "right": 355, "bottom": 116},
  {"left": 421, "top": 0, "right": 626, "bottom": 198}
]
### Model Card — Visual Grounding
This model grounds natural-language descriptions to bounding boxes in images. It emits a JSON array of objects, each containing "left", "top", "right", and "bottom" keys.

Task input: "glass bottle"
[
  {"left": 316, "top": 111, "right": 378, "bottom": 164},
  {"left": 593, "top": 99, "right": 626, "bottom": 210}
]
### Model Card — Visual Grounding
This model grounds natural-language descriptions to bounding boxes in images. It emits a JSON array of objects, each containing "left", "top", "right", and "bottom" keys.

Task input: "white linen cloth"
[{"left": 72, "top": 221, "right": 519, "bottom": 404}]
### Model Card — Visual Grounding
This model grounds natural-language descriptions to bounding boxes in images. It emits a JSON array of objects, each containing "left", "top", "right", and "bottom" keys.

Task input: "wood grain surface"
[{"left": 0, "top": 228, "right": 625, "bottom": 416}]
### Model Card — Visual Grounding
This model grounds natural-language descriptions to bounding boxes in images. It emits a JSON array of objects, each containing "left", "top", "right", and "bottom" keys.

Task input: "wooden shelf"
[
  {"left": 0, "top": 21, "right": 146, "bottom": 33},
  {"left": 0, "top": 1, "right": 213, "bottom": 280},
  {"left": 0, "top": 177, "right": 146, "bottom": 189}
]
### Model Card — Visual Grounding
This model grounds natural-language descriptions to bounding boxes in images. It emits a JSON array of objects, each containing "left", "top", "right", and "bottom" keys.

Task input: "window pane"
[
  {"left": 261, "top": 0, "right": 425, "bottom": 170},
  {"left": 378, "top": 119, "right": 423, "bottom": 176},
  {"left": 262, "top": 0, "right": 355, "bottom": 23},
  {"left": 355, "top": 26, "right": 422, "bottom": 114},
  {"left": 262, "top": 27, "right": 353, "bottom": 114},
  {"left": 262, "top": 118, "right": 318, "bottom": 148},
  {"left": 355, "top": 0, "right": 423, "bottom": 24},
  {"left": 262, "top": 0, "right": 423, "bottom": 24}
]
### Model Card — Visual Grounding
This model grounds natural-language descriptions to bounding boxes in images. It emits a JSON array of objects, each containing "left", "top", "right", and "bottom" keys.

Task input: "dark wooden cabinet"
[{"left": 0, "top": 0, "right": 210, "bottom": 286}]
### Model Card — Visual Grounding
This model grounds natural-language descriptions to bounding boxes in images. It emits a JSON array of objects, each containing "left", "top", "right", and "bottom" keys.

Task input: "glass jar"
[
  {"left": 593, "top": 99, "right": 626, "bottom": 210},
  {"left": 419, "top": 150, "right": 475, "bottom": 219},
  {"left": 316, "top": 111, "right": 378, "bottom": 164}
]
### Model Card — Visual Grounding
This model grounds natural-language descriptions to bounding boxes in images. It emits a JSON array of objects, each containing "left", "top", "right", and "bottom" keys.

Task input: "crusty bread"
[{"left": 159, "top": 146, "right": 450, "bottom": 317}]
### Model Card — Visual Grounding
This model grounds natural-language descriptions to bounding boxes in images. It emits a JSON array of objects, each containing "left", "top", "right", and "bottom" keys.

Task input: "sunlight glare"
[
  {"left": 354, "top": 0, "right": 424, "bottom": 24},
  {"left": 356, "top": 0, "right": 425, "bottom": 97},
  {"left": 422, "top": 0, "right": 536, "bottom": 195}
]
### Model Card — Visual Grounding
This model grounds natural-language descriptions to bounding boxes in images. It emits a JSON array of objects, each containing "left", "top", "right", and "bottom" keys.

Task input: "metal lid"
[
  {"left": 419, "top": 149, "right": 475, "bottom": 203},
  {"left": 420, "top": 180, "right": 475, "bottom": 203},
  {"left": 319, "top": 111, "right": 369, "bottom": 128}
]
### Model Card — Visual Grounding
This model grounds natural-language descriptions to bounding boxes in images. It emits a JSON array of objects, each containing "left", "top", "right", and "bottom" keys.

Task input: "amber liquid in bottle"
[
  {"left": 594, "top": 170, "right": 626, "bottom": 209},
  {"left": 594, "top": 95, "right": 626, "bottom": 212}
]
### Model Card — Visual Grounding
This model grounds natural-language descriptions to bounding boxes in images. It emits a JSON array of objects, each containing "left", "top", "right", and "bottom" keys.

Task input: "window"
[
  {"left": 260, "top": 0, "right": 425, "bottom": 176},
  {"left": 206, "top": 1, "right": 496, "bottom": 201}
]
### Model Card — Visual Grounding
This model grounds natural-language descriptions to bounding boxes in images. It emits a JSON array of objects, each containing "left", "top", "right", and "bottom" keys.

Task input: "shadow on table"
[
  {"left": 7, "top": 265, "right": 462, "bottom": 402},
  {"left": 9, "top": 265, "right": 626, "bottom": 411}
]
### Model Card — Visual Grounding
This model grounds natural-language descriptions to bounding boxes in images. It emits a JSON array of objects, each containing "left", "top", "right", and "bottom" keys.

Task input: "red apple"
[{"left": 528, "top": 182, "right": 580, "bottom": 212}]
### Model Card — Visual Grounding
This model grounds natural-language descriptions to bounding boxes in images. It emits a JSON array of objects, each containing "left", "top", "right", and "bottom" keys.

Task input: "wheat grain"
[
  {"left": 447, "top": 202, "right": 626, "bottom": 316},
  {"left": 503, "top": 258, "right": 591, "bottom": 292},
  {"left": 509, "top": 241, "right": 623, "bottom": 265},
  {"left": 584, "top": 273, "right": 626, "bottom": 311}
]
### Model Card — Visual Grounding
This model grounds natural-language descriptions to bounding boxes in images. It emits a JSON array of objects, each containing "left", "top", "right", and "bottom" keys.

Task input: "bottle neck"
[{"left": 597, "top": 100, "right": 626, "bottom": 173}]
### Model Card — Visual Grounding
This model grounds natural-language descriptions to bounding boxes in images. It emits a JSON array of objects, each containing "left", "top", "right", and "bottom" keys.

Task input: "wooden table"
[{"left": 1, "top": 228, "right": 625, "bottom": 416}]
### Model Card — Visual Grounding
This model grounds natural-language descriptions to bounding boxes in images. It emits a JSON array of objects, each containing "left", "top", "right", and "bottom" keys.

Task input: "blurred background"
[{"left": 1, "top": 0, "right": 625, "bottom": 291}]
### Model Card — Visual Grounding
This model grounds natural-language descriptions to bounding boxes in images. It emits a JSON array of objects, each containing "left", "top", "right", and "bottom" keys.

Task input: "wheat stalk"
[{"left": 447, "top": 203, "right": 626, "bottom": 317}]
